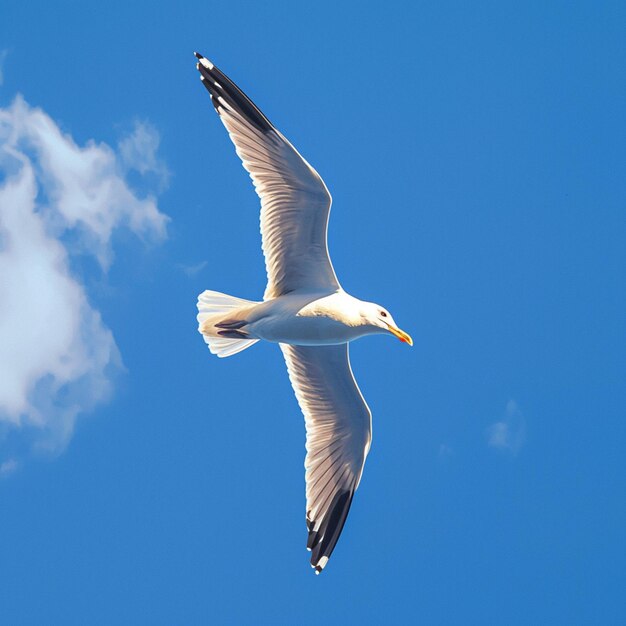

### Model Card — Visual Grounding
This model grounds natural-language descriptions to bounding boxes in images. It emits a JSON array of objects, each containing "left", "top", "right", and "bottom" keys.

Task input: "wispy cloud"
[
  {"left": 118, "top": 120, "right": 170, "bottom": 191},
  {"left": 0, "top": 458, "right": 18, "bottom": 477},
  {"left": 486, "top": 399, "right": 526, "bottom": 455},
  {"left": 177, "top": 260, "right": 208, "bottom": 276},
  {"left": 0, "top": 95, "right": 169, "bottom": 464}
]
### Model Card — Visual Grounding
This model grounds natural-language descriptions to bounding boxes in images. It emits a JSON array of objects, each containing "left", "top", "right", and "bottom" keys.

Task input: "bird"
[{"left": 194, "top": 52, "right": 412, "bottom": 574}]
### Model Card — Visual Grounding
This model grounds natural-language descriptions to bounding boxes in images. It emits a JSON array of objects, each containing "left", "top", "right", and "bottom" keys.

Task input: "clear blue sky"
[{"left": 0, "top": 1, "right": 624, "bottom": 624}]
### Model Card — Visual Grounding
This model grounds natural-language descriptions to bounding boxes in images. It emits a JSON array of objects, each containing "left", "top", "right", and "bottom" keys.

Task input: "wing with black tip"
[
  {"left": 194, "top": 53, "right": 340, "bottom": 300},
  {"left": 280, "top": 343, "right": 372, "bottom": 574}
]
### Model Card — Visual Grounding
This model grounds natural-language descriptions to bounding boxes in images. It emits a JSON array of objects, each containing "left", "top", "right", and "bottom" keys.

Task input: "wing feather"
[
  {"left": 280, "top": 343, "right": 372, "bottom": 573},
  {"left": 195, "top": 53, "right": 340, "bottom": 299}
]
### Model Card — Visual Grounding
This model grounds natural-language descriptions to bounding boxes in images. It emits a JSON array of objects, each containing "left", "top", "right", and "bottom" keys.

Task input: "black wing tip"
[
  {"left": 193, "top": 53, "right": 274, "bottom": 134},
  {"left": 307, "top": 488, "right": 355, "bottom": 575},
  {"left": 194, "top": 51, "right": 213, "bottom": 67}
]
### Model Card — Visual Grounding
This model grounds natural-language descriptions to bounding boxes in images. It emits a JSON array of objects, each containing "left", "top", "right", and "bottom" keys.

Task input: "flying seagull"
[{"left": 194, "top": 52, "right": 412, "bottom": 574}]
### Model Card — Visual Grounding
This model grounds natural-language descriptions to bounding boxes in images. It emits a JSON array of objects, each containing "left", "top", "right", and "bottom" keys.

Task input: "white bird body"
[
  {"left": 207, "top": 290, "right": 393, "bottom": 345},
  {"left": 193, "top": 52, "right": 412, "bottom": 573}
]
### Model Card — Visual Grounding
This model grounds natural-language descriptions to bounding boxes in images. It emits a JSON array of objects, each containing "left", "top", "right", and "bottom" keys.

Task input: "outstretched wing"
[
  {"left": 195, "top": 53, "right": 340, "bottom": 300},
  {"left": 280, "top": 343, "right": 372, "bottom": 574}
]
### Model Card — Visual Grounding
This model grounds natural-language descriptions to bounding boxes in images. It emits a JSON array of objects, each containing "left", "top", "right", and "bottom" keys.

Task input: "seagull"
[{"left": 194, "top": 52, "right": 412, "bottom": 574}]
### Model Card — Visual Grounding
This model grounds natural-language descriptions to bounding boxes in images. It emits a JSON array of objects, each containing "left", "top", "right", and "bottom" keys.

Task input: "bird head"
[{"left": 361, "top": 302, "right": 413, "bottom": 346}]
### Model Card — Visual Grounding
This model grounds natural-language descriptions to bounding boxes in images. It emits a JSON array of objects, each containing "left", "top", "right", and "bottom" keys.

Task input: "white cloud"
[
  {"left": 118, "top": 120, "right": 170, "bottom": 190},
  {"left": 486, "top": 399, "right": 526, "bottom": 455},
  {"left": 0, "top": 95, "right": 168, "bottom": 461},
  {"left": 1, "top": 98, "right": 168, "bottom": 268}
]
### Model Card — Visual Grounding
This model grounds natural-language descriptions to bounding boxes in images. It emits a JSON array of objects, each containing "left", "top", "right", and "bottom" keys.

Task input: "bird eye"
[{"left": 380, "top": 311, "right": 387, "bottom": 318}]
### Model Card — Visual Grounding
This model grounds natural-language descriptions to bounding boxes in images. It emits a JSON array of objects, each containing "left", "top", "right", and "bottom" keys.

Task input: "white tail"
[{"left": 197, "top": 290, "right": 259, "bottom": 358}]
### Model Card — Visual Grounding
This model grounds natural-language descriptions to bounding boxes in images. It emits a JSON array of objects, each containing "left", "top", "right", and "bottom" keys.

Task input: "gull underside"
[{"left": 193, "top": 52, "right": 411, "bottom": 574}]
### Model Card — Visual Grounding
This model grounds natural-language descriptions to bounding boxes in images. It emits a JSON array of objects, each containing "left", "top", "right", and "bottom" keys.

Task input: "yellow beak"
[{"left": 388, "top": 324, "right": 413, "bottom": 346}]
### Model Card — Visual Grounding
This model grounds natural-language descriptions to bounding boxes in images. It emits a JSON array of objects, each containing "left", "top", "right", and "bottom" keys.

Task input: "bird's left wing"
[
  {"left": 195, "top": 53, "right": 340, "bottom": 300},
  {"left": 280, "top": 343, "right": 372, "bottom": 573}
]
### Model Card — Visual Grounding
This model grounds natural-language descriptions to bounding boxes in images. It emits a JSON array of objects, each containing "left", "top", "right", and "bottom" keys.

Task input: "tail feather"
[
  {"left": 197, "top": 290, "right": 259, "bottom": 358},
  {"left": 203, "top": 334, "right": 258, "bottom": 358}
]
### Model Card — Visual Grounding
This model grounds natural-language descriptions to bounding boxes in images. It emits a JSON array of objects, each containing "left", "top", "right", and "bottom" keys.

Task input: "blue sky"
[{"left": 0, "top": 1, "right": 624, "bottom": 623}]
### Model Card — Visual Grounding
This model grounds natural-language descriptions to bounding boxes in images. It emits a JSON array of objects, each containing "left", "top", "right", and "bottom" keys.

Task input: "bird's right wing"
[
  {"left": 280, "top": 343, "right": 372, "bottom": 574},
  {"left": 195, "top": 53, "right": 340, "bottom": 300}
]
